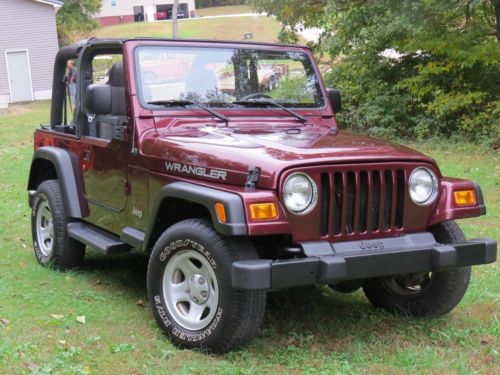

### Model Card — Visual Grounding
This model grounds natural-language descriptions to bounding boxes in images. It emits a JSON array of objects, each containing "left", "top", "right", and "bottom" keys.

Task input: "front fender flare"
[
  {"left": 144, "top": 182, "right": 247, "bottom": 251},
  {"left": 27, "top": 146, "right": 89, "bottom": 218},
  {"left": 428, "top": 178, "right": 485, "bottom": 226}
]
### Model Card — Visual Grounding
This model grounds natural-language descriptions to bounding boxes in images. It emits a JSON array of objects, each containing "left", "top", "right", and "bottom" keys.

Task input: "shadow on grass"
[
  {"left": 263, "top": 287, "right": 376, "bottom": 337},
  {"left": 82, "top": 251, "right": 149, "bottom": 296},
  {"left": 79, "top": 251, "right": 442, "bottom": 353}
]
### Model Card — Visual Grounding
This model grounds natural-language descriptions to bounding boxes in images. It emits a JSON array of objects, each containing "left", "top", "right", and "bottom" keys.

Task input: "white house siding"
[{"left": 0, "top": 0, "right": 60, "bottom": 108}]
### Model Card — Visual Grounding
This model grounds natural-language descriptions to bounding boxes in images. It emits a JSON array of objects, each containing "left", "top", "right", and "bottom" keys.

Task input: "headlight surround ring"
[
  {"left": 282, "top": 172, "right": 318, "bottom": 215},
  {"left": 408, "top": 167, "right": 439, "bottom": 206}
]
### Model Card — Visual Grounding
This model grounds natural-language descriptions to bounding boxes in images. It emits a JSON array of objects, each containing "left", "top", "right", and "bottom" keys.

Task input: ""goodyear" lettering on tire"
[
  {"left": 159, "top": 239, "right": 216, "bottom": 269},
  {"left": 154, "top": 294, "right": 223, "bottom": 342}
]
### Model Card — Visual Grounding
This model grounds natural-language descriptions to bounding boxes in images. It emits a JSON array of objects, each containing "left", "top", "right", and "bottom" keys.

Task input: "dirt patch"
[
  {"left": 468, "top": 353, "right": 497, "bottom": 372},
  {"left": 0, "top": 104, "right": 33, "bottom": 116},
  {"left": 323, "top": 335, "right": 355, "bottom": 352},
  {"left": 462, "top": 302, "right": 499, "bottom": 322}
]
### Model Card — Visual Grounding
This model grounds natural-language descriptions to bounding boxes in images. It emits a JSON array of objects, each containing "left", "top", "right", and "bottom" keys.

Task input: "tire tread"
[
  {"left": 363, "top": 220, "right": 471, "bottom": 317},
  {"left": 147, "top": 218, "right": 266, "bottom": 353},
  {"left": 32, "top": 180, "right": 85, "bottom": 269}
]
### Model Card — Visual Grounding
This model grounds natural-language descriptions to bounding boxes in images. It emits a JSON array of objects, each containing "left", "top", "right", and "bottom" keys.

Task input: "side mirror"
[
  {"left": 327, "top": 88, "right": 341, "bottom": 113},
  {"left": 85, "top": 84, "right": 111, "bottom": 115}
]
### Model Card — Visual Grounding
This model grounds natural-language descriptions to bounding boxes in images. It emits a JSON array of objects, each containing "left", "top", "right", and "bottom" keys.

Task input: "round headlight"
[
  {"left": 283, "top": 173, "right": 318, "bottom": 214},
  {"left": 409, "top": 167, "right": 438, "bottom": 205}
]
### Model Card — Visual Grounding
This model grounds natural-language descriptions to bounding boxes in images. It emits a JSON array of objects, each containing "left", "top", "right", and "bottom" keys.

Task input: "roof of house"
[{"left": 32, "top": 0, "right": 63, "bottom": 8}]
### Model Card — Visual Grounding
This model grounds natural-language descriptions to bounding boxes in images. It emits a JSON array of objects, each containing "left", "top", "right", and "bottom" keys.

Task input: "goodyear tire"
[
  {"left": 363, "top": 221, "right": 471, "bottom": 317},
  {"left": 147, "top": 219, "right": 266, "bottom": 353},
  {"left": 31, "top": 180, "right": 85, "bottom": 269}
]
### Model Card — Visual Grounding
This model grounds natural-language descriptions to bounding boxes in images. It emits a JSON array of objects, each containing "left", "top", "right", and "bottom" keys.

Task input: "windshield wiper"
[
  {"left": 148, "top": 100, "right": 229, "bottom": 126},
  {"left": 233, "top": 99, "right": 307, "bottom": 124}
]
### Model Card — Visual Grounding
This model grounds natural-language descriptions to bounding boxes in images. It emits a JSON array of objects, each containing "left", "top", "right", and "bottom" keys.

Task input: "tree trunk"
[
  {"left": 172, "top": 0, "right": 179, "bottom": 38},
  {"left": 495, "top": 0, "right": 500, "bottom": 42}
]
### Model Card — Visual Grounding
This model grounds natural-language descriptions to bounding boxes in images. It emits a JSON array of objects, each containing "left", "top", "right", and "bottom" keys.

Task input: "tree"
[
  {"left": 252, "top": 0, "right": 500, "bottom": 141},
  {"left": 172, "top": 0, "right": 180, "bottom": 38},
  {"left": 494, "top": 0, "right": 500, "bottom": 41},
  {"left": 56, "top": 0, "right": 102, "bottom": 45}
]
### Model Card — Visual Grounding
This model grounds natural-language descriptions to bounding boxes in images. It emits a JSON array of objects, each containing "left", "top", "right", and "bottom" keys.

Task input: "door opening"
[
  {"left": 6, "top": 50, "right": 33, "bottom": 102},
  {"left": 133, "top": 6, "right": 144, "bottom": 22}
]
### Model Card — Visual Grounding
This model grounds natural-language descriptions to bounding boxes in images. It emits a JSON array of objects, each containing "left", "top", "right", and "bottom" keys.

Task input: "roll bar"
[{"left": 50, "top": 40, "right": 88, "bottom": 128}]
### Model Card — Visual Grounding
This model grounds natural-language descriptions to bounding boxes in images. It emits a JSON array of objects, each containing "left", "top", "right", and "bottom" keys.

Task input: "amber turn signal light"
[
  {"left": 454, "top": 190, "right": 476, "bottom": 206},
  {"left": 249, "top": 203, "right": 278, "bottom": 220},
  {"left": 215, "top": 202, "right": 227, "bottom": 223}
]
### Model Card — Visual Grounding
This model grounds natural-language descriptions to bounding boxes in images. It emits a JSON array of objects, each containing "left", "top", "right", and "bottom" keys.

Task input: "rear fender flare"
[{"left": 27, "top": 146, "right": 89, "bottom": 218}]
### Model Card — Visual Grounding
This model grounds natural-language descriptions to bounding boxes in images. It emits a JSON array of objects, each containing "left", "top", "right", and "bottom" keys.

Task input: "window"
[
  {"left": 92, "top": 54, "right": 123, "bottom": 84},
  {"left": 136, "top": 46, "right": 325, "bottom": 108},
  {"left": 81, "top": 53, "right": 125, "bottom": 139},
  {"left": 111, "top": 0, "right": 117, "bottom": 7}
]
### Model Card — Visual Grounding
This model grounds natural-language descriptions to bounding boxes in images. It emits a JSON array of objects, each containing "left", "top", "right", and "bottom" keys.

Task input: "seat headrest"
[
  {"left": 109, "top": 61, "right": 125, "bottom": 87},
  {"left": 86, "top": 84, "right": 111, "bottom": 115}
]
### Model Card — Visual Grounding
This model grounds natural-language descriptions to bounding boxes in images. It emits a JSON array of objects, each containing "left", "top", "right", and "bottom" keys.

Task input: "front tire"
[
  {"left": 31, "top": 180, "right": 85, "bottom": 269},
  {"left": 147, "top": 219, "right": 266, "bottom": 353},
  {"left": 363, "top": 221, "right": 471, "bottom": 317},
  {"left": 329, "top": 280, "right": 363, "bottom": 294}
]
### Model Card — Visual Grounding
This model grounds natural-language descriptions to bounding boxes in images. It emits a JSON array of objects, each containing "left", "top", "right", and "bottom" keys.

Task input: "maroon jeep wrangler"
[{"left": 28, "top": 38, "right": 496, "bottom": 353}]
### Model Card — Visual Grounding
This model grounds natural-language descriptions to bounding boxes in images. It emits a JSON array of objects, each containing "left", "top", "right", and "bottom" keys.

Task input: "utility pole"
[{"left": 172, "top": 0, "right": 179, "bottom": 38}]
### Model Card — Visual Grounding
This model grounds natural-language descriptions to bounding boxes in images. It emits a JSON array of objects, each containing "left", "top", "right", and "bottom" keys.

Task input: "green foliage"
[
  {"left": 253, "top": 0, "right": 328, "bottom": 44},
  {"left": 56, "top": 0, "right": 102, "bottom": 46},
  {"left": 196, "top": 0, "right": 247, "bottom": 9},
  {"left": 270, "top": 77, "right": 315, "bottom": 103},
  {"left": 252, "top": 0, "right": 500, "bottom": 141}
]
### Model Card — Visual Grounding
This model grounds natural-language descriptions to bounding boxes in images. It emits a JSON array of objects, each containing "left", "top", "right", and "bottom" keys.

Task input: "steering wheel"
[{"left": 239, "top": 93, "right": 273, "bottom": 101}]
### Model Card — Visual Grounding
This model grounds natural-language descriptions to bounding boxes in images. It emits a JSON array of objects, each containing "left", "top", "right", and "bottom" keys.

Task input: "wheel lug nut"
[
  {"left": 192, "top": 297, "right": 198, "bottom": 303},
  {"left": 201, "top": 291, "right": 208, "bottom": 298},
  {"left": 198, "top": 277, "right": 206, "bottom": 285}
]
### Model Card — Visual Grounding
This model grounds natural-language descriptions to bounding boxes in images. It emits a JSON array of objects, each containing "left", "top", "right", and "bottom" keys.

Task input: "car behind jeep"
[{"left": 27, "top": 38, "right": 497, "bottom": 353}]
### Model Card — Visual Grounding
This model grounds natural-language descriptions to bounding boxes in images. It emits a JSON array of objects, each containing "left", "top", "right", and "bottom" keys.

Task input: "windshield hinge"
[
  {"left": 245, "top": 165, "right": 261, "bottom": 189},
  {"left": 87, "top": 113, "right": 97, "bottom": 137}
]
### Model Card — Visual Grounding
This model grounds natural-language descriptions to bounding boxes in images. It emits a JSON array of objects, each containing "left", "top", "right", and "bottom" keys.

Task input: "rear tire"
[
  {"left": 363, "top": 221, "right": 471, "bottom": 317},
  {"left": 31, "top": 180, "right": 85, "bottom": 269},
  {"left": 147, "top": 219, "right": 266, "bottom": 353}
]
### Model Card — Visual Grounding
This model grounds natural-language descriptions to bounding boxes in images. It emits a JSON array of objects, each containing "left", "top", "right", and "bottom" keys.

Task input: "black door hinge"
[
  {"left": 124, "top": 180, "right": 132, "bottom": 195},
  {"left": 245, "top": 165, "right": 260, "bottom": 189}
]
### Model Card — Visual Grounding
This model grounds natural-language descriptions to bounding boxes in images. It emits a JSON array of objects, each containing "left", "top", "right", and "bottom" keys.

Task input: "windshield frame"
[{"left": 133, "top": 43, "right": 328, "bottom": 112}]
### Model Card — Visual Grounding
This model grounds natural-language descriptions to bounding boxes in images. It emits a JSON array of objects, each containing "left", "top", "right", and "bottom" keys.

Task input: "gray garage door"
[{"left": 6, "top": 50, "right": 33, "bottom": 102}]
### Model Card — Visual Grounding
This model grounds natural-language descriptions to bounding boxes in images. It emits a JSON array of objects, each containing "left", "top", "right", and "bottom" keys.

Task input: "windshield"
[{"left": 136, "top": 46, "right": 325, "bottom": 108}]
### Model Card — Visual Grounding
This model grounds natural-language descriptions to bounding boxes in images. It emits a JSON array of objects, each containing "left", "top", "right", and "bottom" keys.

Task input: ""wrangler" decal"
[{"left": 165, "top": 162, "right": 227, "bottom": 181}]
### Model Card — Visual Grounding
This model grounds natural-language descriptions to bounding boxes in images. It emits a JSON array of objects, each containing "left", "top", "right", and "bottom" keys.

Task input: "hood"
[{"left": 141, "top": 119, "right": 436, "bottom": 189}]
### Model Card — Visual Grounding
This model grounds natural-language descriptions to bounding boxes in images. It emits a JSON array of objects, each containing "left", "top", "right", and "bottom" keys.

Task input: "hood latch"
[{"left": 245, "top": 165, "right": 261, "bottom": 189}]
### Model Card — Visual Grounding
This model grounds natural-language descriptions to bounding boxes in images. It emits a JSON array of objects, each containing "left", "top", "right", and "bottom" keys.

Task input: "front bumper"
[{"left": 232, "top": 233, "right": 497, "bottom": 290}]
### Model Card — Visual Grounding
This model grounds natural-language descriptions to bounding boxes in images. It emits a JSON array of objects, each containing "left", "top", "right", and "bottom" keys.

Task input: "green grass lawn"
[
  {"left": 93, "top": 15, "right": 281, "bottom": 43},
  {"left": 0, "top": 102, "right": 498, "bottom": 374},
  {"left": 196, "top": 5, "right": 253, "bottom": 17}
]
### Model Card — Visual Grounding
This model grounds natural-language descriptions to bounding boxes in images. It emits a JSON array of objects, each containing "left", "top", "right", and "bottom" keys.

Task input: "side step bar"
[{"left": 67, "top": 222, "right": 131, "bottom": 255}]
